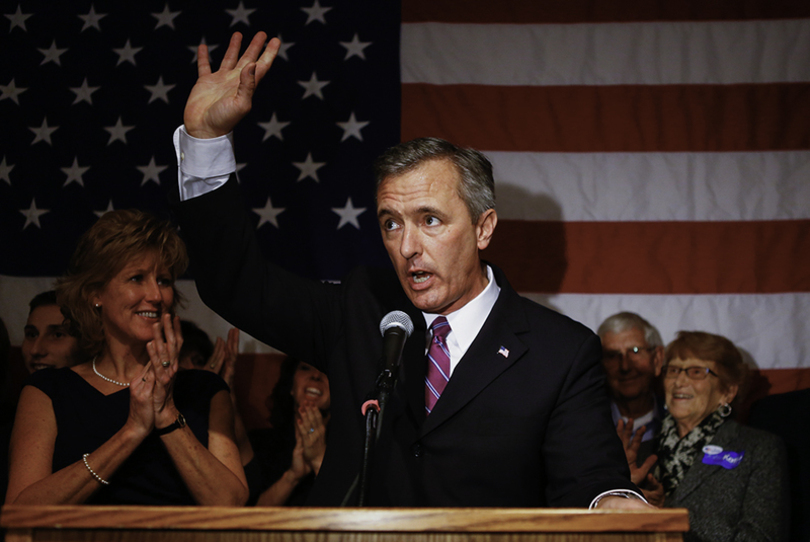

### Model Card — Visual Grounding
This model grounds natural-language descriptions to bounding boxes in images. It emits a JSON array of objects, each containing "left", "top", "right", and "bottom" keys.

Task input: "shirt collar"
[{"left": 423, "top": 264, "right": 501, "bottom": 357}]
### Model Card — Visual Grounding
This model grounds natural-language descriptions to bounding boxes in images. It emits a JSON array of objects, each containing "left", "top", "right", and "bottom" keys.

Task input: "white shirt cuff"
[
  {"left": 588, "top": 489, "right": 648, "bottom": 509},
  {"left": 173, "top": 125, "right": 236, "bottom": 201}
]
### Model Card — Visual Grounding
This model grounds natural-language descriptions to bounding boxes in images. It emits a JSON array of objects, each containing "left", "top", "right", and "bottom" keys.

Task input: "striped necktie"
[{"left": 425, "top": 316, "right": 451, "bottom": 414}]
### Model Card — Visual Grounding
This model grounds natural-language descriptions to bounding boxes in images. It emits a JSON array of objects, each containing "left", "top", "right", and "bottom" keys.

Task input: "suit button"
[{"left": 412, "top": 443, "right": 423, "bottom": 457}]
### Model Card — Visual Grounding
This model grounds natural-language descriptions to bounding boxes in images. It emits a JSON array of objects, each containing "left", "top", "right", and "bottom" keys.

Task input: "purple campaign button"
[{"left": 702, "top": 449, "right": 745, "bottom": 469}]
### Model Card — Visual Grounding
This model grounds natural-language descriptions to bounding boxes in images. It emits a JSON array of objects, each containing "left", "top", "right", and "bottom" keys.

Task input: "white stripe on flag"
[
  {"left": 525, "top": 292, "right": 810, "bottom": 370},
  {"left": 402, "top": 19, "right": 810, "bottom": 85},
  {"left": 487, "top": 150, "right": 810, "bottom": 221}
]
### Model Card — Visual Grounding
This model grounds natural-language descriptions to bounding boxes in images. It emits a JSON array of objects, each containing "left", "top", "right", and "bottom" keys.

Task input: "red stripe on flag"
[
  {"left": 482, "top": 219, "right": 810, "bottom": 293},
  {"left": 402, "top": 83, "right": 810, "bottom": 152},
  {"left": 402, "top": 0, "right": 810, "bottom": 23}
]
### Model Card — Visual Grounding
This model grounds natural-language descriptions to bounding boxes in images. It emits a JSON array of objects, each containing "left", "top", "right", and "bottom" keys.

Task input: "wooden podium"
[{"left": 2, "top": 505, "right": 688, "bottom": 542}]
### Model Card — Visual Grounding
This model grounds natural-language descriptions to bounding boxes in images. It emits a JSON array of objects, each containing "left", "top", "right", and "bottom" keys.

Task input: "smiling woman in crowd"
[
  {"left": 6, "top": 210, "right": 247, "bottom": 506},
  {"left": 247, "top": 356, "right": 331, "bottom": 506},
  {"left": 22, "top": 291, "right": 83, "bottom": 374},
  {"left": 652, "top": 331, "right": 788, "bottom": 542}
]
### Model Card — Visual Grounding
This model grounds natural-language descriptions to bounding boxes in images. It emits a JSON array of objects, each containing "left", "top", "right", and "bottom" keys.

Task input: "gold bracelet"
[{"left": 82, "top": 453, "right": 110, "bottom": 486}]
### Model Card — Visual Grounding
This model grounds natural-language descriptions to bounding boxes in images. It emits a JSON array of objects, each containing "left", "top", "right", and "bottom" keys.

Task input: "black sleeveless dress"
[{"left": 26, "top": 367, "right": 227, "bottom": 504}]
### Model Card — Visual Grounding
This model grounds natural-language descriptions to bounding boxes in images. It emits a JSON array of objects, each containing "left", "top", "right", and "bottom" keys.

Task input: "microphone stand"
[
  {"left": 357, "top": 326, "right": 408, "bottom": 506},
  {"left": 358, "top": 358, "right": 400, "bottom": 506}
]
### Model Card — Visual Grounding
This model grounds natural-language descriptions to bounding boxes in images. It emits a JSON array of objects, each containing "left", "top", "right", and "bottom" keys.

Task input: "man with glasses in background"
[{"left": 597, "top": 312, "right": 665, "bottom": 462}]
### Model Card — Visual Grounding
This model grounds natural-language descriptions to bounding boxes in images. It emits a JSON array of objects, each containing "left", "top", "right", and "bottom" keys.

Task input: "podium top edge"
[{"left": 1, "top": 505, "right": 690, "bottom": 533}]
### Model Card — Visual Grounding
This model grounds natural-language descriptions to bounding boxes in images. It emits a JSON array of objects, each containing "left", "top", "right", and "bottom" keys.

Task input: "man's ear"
[
  {"left": 652, "top": 346, "right": 664, "bottom": 377},
  {"left": 476, "top": 209, "right": 498, "bottom": 250}
]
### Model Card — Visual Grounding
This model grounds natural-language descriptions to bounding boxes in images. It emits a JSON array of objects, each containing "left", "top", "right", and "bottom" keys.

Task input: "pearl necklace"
[{"left": 92, "top": 357, "right": 130, "bottom": 387}]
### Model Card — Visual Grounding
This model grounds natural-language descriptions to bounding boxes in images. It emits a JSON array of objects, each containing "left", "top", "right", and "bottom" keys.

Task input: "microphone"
[
  {"left": 379, "top": 310, "right": 414, "bottom": 375},
  {"left": 357, "top": 311, "right": 415, "bottom": 505}
]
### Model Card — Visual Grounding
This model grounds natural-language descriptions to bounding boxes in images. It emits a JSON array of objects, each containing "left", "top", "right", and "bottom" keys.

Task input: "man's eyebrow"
[
  {"left": 377, "top": 206, "right": 447, "bottom": 222},
  {"left": 23, "top": 324, "right": 38, "bottom": 333},
  {"left": 416, "top": 206, "right": 443, "bottom": 217}
]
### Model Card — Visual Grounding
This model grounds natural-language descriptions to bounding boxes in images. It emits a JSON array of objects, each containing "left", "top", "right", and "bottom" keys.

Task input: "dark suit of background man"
[{"left": 170, "top": 32, "right": 646, "bottom": 508}]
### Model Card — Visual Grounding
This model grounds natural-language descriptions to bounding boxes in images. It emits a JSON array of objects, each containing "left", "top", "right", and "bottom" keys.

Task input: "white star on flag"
[
  {"left": 298, "top": 72, "right": 329, "bottom": 100},
  {"left": 0, "top": 79, "right": 27, "bottom": 105},
  {"left": 79, "top": 5, "right": 106, "bottom": 31},
  {"left": 340, "top": 34, "right": 371, "bottom": 60},
  {"left": 332, "top": 197, "right": 366, "bottom": 229},
  {"left": 137, "top": 157, "right": 168, "bottom": 186},
  {"left": 29, "top": 118, "right": 58, "bottom": 145},
  {"left": 5, "top": 5, "right": 32, "bottom": 32},
  {"left": 145, "top": 76, "right": 175, "bottom": 104},
  {"left": 276, "top": 35, "right": 294, "bottom": 61},
  {"left": 152, "top": 4, "right": 180, "bottom": 30},
  {"left": 38, "top": 40, "right": 68, "bottom": 66},
  {"left": 226, "top": 2, "right": 255, "bottom": 26},
  {"left": 70, "top": 78, "right": 100, "bottom": 105},
  {"left": 302, "top": 0, "right": 332, "bottom": 25},
  {"left": 259, "top": 113, "right": 290, "bottom": 142},
  {"left": 104, "top": 117, "right": 135, "bottom": 145},
  {"left": 337, "top": 112, "right": 369, "bottom": 142},
  {"left": 114, "top": 40, "right": 142, "bottom": 66},
  {"left": 253, "top": 198, "right": 285, "bottom": 229},
  {"left": 0, "top": 156, "right": 13, "bottom": 185},
  {"left": 293, "top": 153, "right": 326, "bottom": 182},
  {"left": 20, "top": 199, "right": 49, "bottom": 230},
  {"left": 62, "top": 157, "right": 90, "bottom": 187}
]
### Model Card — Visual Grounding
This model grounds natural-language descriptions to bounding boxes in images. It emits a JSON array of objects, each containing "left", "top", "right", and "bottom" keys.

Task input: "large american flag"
[
  {"left": 2, "top": 0, "right": 809, "bottom": 386},
  {"left": 1, "top": 0, "right": 398, "bottom": 348}
]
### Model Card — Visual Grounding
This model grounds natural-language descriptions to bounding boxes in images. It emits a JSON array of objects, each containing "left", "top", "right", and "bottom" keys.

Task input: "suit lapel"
[
  {"left": 420, "top": 270, "right": 529, "bottom": 436},
  {"left": 402, "top": 314, "right": 428, "bottom": 424},
  {"left": 670, "top": 420, "right": 739, "bottom": 503}
]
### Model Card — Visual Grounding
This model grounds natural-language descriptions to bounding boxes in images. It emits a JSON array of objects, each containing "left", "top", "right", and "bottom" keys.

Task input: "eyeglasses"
[
  {"left": 602, "top": 346, "right": 655, "bottom": 364},
  {"left": 663, "top": 365, "right": 718, "bottom": 380}
]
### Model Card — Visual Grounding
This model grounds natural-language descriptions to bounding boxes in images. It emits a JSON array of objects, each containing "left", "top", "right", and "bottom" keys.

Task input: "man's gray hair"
[
  {"left": 597, "top": 311, "right": 664, "bottom": 348},
  {"left": 373, "top": 137, "right": 495, "bottom": 223}
]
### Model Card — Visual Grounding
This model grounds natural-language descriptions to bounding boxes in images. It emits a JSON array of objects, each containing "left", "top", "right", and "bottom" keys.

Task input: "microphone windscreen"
[{"left": 379, "top": 310, "right": 414, "bottom": 338}]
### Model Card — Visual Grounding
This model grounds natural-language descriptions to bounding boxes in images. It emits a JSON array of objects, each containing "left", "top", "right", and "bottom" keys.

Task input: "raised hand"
[
  {"left": 296, "top": 405, "right": 327, "bottom": 475},
  {"left": 126, "top": 362, "right": 156, "bottom": 437},
  {"left": 146, "top": 314, "right": 183, "bottom": 422},
  {"left": 184, "top": 32, "right": 281, "bottom": 139},
  {"left": 616, "top": 418, "right": 658, "bottom": 486},
  {"left": 203, "top": 328, "right": 240, "bottom": 390},
  {"left": 289, "top": 426, "right": 312, "bottom": 482}
]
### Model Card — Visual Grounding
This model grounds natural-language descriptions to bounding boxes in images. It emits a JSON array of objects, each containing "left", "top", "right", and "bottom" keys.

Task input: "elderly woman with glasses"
[{"left": 635, "top": 331, "right": 788, "bottom": 542}]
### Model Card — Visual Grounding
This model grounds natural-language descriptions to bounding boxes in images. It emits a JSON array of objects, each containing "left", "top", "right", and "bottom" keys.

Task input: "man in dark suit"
[{"left": 171, "top": 31, "right": 645, "bottom": 508}]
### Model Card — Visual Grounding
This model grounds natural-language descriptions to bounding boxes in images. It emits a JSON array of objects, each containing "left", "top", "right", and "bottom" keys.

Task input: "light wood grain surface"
[{"left": 1, "top": 506, "right": 688, "bottom": 532}]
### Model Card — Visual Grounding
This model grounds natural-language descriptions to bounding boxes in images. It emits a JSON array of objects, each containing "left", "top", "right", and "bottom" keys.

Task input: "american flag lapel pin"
[{"left": 498, "top": 346, "right": 509, "bottom": 358}]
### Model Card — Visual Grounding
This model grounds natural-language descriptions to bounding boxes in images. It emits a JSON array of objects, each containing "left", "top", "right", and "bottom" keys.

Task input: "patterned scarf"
[{"left": 657, "top": 409, "right": 726, "bottom": 496}]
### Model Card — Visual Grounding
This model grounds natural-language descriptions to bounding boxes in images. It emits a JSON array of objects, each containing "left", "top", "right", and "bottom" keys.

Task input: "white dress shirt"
[{"left": 423, "top": 265, "right": 500, "bottom": 377}]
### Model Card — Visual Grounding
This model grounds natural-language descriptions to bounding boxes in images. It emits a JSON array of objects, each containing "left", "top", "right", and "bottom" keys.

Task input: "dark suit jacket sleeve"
[
  {"left": 541, "top": 330, "right": 637, "bottom": 506},
  {"left": 169, "top": 176, "right": 343, "bottom": 369}
]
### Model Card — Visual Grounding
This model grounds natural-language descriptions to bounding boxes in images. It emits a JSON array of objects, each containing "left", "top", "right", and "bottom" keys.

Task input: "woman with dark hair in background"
[
  {"left": 22, "top": 290, "right": 83, "bottom": 374},
  {"left": 247, "top": 356, "right": 330, "bottom": 505},
  {"left": 6, "top": 210, "right": 247, "bottom": 506}
]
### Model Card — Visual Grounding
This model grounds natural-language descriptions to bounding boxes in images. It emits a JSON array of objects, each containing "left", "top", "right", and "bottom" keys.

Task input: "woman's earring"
[{"left": 718, "top": 402, "right": 732, "bottom": 418}]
